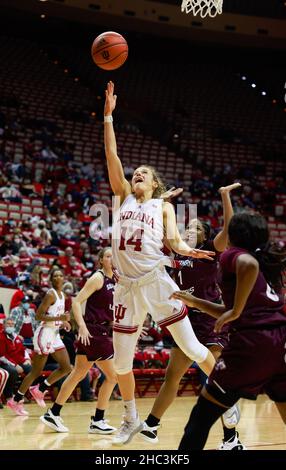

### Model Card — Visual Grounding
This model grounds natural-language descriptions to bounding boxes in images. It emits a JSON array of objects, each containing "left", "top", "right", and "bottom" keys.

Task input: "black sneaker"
[{"left": 139, "top": 421, "right": 159, "bottom": 443}]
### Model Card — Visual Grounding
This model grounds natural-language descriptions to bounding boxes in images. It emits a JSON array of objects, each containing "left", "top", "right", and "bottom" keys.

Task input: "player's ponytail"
[{"left": 228, "top": 213, "right": 286, "bottom": 292}]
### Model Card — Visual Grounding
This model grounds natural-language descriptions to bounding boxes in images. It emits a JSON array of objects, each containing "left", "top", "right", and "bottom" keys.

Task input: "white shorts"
[
  {"left": 113, "top": 266, "right": 187, "bottom": 334},
  {"left": 33, "top": 325, "right": 65, "bottom": 355}
]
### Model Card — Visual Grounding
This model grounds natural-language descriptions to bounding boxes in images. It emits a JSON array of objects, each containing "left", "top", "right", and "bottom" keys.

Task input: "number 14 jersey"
[{"left": 112, "top": 194, "right": 168, "bottom": 278}]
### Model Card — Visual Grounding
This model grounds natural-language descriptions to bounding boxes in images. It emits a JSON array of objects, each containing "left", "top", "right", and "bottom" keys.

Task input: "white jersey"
[
  {"left": 112, "top": 194, "right": 170, "bottom": 278},
  {"left": 42, "top": 288, "right": 65, "bottom": 329}
]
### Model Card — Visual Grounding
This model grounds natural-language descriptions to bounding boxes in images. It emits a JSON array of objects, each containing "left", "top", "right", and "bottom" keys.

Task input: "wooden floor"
[{"left": 0, "top": 395, "right": 285, "bottom": 450}]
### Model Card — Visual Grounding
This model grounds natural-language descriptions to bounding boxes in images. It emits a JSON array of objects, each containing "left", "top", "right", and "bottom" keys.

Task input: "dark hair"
[
  {"left": 228, "top": 213, "right": 286, "bottom": 292},
  {"left": 49, "top": 268, "right": 63, "bottom": 282},
  {"left": 201, "top": 221, "right": 211, "bottom": 241}
]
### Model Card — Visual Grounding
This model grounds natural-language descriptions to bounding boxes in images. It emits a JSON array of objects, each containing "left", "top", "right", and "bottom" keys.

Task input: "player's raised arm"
[
  {"left": 213, "top": 182, "right": 241, "bottom": 252},
  {"left": 163, "top": 202, "right": 215, "bottom": 259},
  {"left": 104, "top": 81, "right": 131, "bottom": 203}
]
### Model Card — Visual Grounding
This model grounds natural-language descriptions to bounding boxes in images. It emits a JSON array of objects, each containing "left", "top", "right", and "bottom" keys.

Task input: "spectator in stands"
[
  {"left": 40, "top": 145, "right": 58, "bottom": 162},
  {"left": 53, "top": 214, "right": 73, "bottom": 240},
  {"left": 0, "top": 266, "right": 16, "bottom": 286},
  {"left": 0, "top": 310, "right": 6, "bottom": 332},
  {"left": 10, "top": 295, "right": 39, "bottom": 347},
  {"left": 18, "top": 247, "right": 33, "bottom": 271},
  {"left": 0, "top": 318, "right": 32, "bottom": 401},
  {"left": 33, "top": 220, "right": 52, "bottom": 247},
  {"left": 81, "top": 249, "right": 95, "bottom": 272},
  {"left": 0, "top": 181, "right": 22, "bottom": 202}
]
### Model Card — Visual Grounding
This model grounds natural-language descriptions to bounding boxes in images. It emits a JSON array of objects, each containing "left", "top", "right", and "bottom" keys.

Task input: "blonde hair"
[
  {"left": 135, "top": 165, "right": 166, "bottom": 199},
  {"left": 98, "top": 247, "right": 112, "bottom": 268}
]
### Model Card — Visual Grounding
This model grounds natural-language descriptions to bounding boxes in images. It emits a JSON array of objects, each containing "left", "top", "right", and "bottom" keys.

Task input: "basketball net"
[{"left": 181, "top": 0, "right": 223, "bottom": 18}]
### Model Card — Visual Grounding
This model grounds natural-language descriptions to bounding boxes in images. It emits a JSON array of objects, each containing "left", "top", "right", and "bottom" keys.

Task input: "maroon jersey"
[
  {"left": 219, "top": 247, "right": 286, "bottom": 329},
  {"left": 173, "top": 240, "right": 221, "bottom": 302},
  {"left": 172, "top": 240, "right": 227, "bottom": 346},
  {"left": 84, "top": 270, "right": 115, "bottom": 328},
  {"left": 76, "top": 271, "right": 115, "bottom": 361}
]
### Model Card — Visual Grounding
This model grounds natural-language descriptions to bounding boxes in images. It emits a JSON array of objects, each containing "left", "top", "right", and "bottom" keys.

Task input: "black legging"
[{"left": 178, "top": 395, "right": 228, "bottom": 450}]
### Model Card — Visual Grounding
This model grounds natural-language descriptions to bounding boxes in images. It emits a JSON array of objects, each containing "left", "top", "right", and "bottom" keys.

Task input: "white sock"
[{"left": 124, "top": 399, "right": 137, "bottom": 421}]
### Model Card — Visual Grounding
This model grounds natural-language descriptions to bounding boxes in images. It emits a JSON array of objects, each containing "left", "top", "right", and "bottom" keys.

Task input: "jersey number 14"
[{"left": 119, "top": 228, "right": 144, "bottom": 252}]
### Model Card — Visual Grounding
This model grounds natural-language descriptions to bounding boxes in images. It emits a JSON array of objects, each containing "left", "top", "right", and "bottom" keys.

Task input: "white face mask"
[{"left": 5, "top": 326, "right": 15, "bottom": 335}]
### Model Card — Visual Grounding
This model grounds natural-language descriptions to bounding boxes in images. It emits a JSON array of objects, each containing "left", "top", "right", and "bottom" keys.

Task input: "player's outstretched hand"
[
  {"left": 104, "top": 81, "right": 117, "bottom": 115},
  {"left": 78, "top": 324, "right": 93, "bottom": 346},
  {"left": 169, "top": 290, "right": 196, "bottom": 307},
  {"left": 160, "top": 187, "right": 183, "bottom": 201},
  {"left": 188, "top": 248, "right": 215, "bottom": 260},
  {"left": 218, "top": 182, "right": 241, "bottom": 194}
]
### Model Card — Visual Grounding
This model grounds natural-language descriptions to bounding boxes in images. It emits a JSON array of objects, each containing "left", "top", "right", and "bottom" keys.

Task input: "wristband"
[{"left": 104, "top": 115, "right": 113, "bottom": 123}]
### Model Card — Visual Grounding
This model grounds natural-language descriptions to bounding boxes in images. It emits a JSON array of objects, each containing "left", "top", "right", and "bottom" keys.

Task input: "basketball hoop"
[{"left": 181, "top": 0, "right": 223, "bottom": 18}]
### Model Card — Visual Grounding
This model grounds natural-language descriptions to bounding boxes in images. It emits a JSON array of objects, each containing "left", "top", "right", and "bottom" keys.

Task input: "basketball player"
[
  {"left": 170, "top": 213, "right": 286, "bottom": 450},
  {"left": 7, "top": 269, "right": 72, "bottom": 416},
  {"left": 40, "top": 247, "right": 118, "bottom": 434},
  {"left": 139, "top": 182, "right": 245, "bottom": 450},
  {"left": 104, "top": 81, "right": 216, "bottom": 445}
]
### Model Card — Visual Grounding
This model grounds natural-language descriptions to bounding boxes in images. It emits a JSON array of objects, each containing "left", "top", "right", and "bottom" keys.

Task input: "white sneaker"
[
  {"left": 88, "top": 417, "right": 117, "bottom": 434},
  {"left": 40, "top": 409, "right": 69, "bottom": 433},
  {"left": 222, "top": 403, "right": 240, "bottom": 429},
  {"left": 112, "top": 414, "right": 142, "bottom": 446},
  {"left": 217, "top": 432, "right": 247, "bottom": 450},
  {"left": 139, "top": 421, "right": 160, "bottom": 444}
]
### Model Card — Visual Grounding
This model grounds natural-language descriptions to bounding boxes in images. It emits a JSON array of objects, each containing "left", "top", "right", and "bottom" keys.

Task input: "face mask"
[
  {"left": 23, "top": 303, "right": 30, "bottom": 310},
  {"left": 5, "top": 327, "right": 15, "bottom": 335}
]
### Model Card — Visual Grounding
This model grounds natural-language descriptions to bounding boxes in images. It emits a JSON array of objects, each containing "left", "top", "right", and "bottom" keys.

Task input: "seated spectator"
[
  {"left": 0, "top": 181, "right": 22, "bottom": 202},
  {"left": 10, "top": 296, "right": 39, "bottom": 347},
  {"left": 0, "top": 311, "right": 6, "bottom": 333},
  {"left": 58, "top": 246, "right": 74, "bottom": 270},
  {"left": 53, "top": 214, "right": 73, "bottom": 240},
  {"left": 18, "top": 247, "right": 33, "bottom": 271},
  {"left": 0, "top": 266, "right": 16, "bottom": 286},
  {"left": 0, "top": 318, "right": 32, "bottom": 401},
  {"left": 33, "top": 220, "right": 52, "bottom": 247}
]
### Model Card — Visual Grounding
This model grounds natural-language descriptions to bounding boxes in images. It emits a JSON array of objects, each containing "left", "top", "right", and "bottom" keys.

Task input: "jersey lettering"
[{"left": 119, "top": 227, "right": 144, "bottom": 252}]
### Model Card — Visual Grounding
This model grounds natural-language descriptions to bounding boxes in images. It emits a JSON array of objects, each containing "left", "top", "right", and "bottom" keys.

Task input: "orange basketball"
[{"left": 91, "top": 31, "right": 128, "bottom": 71}]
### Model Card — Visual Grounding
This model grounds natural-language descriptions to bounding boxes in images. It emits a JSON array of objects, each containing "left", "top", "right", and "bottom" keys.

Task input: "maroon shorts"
[
  {"left": 76, "top": 324, "right": 114, "bottom": 362},
  {"left": 206, "top": 325, "right": 286, "bottom": 406}
]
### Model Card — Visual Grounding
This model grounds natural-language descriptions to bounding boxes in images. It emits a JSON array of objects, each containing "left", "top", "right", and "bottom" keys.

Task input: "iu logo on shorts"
[{"left": 114, "top": 304, "right": 127, "bottom": 323}]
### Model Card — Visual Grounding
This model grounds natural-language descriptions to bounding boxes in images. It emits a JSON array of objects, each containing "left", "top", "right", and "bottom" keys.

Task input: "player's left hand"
[
  {"left": 218, "top": 182, "right": 241, "bottom": 194},
  {"left": 160, "top": 187, "right": 183, "bottom": 201},
  {"left": 188, "top": 248, "right": 215, "bottom": 260}
]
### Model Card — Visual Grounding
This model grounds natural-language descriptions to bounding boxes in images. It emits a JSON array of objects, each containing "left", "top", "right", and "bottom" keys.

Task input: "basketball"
[{"left": 91, "top": 31, "right": 128, "bottom": 71}]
